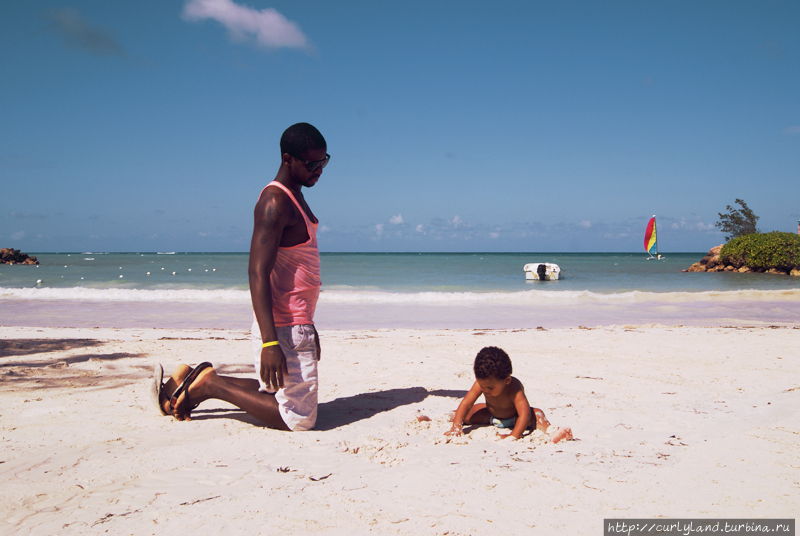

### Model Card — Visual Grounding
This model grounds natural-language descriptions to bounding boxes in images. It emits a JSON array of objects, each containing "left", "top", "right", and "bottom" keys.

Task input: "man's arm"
[
  {"left": 248, "top": 189, "right": 292, "bottom": 390},
  {"left": 445, "top": 382, "right": 482, "bottom": 436}
]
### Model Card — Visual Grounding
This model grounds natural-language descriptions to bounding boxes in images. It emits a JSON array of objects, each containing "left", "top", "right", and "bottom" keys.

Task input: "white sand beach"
[{"left": 1, "top": 324, "right": 798, "bottom": 535}]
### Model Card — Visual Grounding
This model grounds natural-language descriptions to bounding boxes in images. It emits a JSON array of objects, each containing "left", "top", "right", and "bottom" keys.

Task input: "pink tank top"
[{"left": 262, "top": 181, "right": 320, "bottom": 327}]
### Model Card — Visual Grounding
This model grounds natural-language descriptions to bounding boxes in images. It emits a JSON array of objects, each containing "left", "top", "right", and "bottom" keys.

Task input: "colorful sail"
[{"left": 644, "top": 216, "right": 657, "bottom": 256}]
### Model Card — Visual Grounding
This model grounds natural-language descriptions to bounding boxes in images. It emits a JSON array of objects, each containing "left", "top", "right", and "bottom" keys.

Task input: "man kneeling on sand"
[
  {"left": 150, "top": 122, "right": 328, "bottom": 431},
  {"left": 445, "top": 346, "right": 573, "bottom": 443}
]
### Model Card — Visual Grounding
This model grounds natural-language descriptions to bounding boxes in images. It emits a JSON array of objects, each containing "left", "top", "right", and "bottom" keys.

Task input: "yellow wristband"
[{"left": 262, "top": 341, "right": 279, "bottom": 348}]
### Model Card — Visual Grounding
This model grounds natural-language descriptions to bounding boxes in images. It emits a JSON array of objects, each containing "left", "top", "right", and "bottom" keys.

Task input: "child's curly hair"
[{"left": 473, "top": 346, "right": 512, "bottom": 380}]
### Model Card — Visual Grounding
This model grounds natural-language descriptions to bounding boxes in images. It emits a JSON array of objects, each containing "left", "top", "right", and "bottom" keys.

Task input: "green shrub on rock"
[{"left": 720, "top": 232, "right": 800, "bottom": 273}]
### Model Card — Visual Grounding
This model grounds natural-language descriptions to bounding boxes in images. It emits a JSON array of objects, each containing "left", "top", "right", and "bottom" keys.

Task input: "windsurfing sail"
[{"left": 644, "top": 216, "right": 658, "bottom": 257}]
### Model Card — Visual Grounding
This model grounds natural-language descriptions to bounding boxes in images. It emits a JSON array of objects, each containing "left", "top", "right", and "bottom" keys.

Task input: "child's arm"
[
  {"left": 503, "top": 389, "right": 532, "bottom": 440},
  {"left": 445, "top": 382, "right": 482, "bottom": 436}
]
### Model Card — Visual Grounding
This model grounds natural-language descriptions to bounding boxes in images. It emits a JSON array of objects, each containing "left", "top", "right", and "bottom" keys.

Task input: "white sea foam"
[
  {"left": 2, "top": 286, "right": 798, "bottom": 305},
  {"left": 1, "top": 287, "right": 249, "bottom": 303},
  {"left": 319, "top": 288, "right": 800, "bottom": 305}
]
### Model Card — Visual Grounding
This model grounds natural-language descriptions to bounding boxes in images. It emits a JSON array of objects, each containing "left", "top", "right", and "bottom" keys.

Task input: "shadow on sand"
[
  {"left": 190, "top": 387, "right": 467, "bottom": 430},
  {"left": 0, "top": 338, "right": 103, "bottom": 359}
]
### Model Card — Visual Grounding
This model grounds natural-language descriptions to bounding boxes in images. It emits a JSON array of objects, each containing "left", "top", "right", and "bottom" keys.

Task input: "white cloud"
[
  {"left": 489, "top": 232, "right": 499, "bottom": 239},
  {"left": 374, "top": 223, "right": 385, "bottom": 237},
  {"left": 670, "top": 216, "right": 716, "bottom": 231},
  {"left": 182, "top": 0, "right": 309, "bottom": 50},
  {"left": 449, "top": 215, "right": 470, "bottom": 228},
  {"left": 580, "top": 220, "right": 592, "bottom": 228},
  {"left": 11, "top": 231, "right": 25, "bottom": 240},
  {"left": 319, "top": 225, "right": 330, "bottom": 232},
  {"left": 783, "top": 126, "right": 800, "bottom": 136},
  {"left": 389, "top": 214, "right": 404, "bottom": 225},
  {"left": 415, "top": 224, "right": 426, "bottom": 234},
  {"left": 9, "top": 212, "right": 46, "bottom": 219}
]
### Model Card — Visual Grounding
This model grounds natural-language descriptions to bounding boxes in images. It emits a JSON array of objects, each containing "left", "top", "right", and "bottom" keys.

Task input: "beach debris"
[
  {"left": 179, "top": 496, "right": 220, "bottom": 506},
  {"left": 92, "top": 509, "right": 142, "bottom": 526},
  {"left": 309, "top": 473, "right": 332, "bottom": 481},
  {"left": 665, "top": 435, "right": 688, "bottom": 447},
  {"left": 276, "top": 466, "right": 294, "bottom": 473}
]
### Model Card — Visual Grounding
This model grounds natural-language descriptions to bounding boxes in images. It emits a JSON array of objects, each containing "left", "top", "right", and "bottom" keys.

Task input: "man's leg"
[{"left": 170, "top": 367, "right": 289, "bottom": 430}]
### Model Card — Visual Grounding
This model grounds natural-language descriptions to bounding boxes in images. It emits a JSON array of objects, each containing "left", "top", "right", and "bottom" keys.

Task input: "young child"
[{"left": 445, "top": 346, "right": 572, "bottom": 442}]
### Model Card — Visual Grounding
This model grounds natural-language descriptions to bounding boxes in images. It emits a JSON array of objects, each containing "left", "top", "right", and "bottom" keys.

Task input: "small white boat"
[{"left": 523, "top": 263, "right": 561, "bottom": 281}]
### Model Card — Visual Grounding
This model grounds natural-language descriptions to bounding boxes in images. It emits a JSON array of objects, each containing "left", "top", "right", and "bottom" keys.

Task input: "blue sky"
[{"left": 1, "top": 0, "right": 798, "bottom": 253}]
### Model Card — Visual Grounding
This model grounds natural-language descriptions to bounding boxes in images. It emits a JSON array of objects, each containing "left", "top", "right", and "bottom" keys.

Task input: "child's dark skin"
[{"left": 446, "top": 374, "right": 572, "bottom": 442}]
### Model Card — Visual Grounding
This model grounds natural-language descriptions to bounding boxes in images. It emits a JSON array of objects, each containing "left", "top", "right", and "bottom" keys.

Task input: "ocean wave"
[
  {"left": 319, "top": 288, "right": 800, "bottom": 304},
  {"left": 2, "top": 286, "right": 799, "bottom": 305},
  {"left": 1, "top": 287, "right": 250, "bottom": 303}
]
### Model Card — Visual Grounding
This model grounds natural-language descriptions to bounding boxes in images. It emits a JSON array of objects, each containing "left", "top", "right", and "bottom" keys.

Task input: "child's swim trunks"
[{"left": 490, "top": 415, "right": 517, "bottom": 429}]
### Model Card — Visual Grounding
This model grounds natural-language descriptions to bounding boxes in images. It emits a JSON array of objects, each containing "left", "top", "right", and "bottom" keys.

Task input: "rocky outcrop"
[
  {"left": 684, "top": 244, "right": 799, "bottom": 275},
  {"left": 0, "top": 248, "right": 39, "bottom": 265}
]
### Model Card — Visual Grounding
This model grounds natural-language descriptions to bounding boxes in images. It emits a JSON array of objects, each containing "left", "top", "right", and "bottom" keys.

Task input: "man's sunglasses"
[{"left": 291, "top": 153, "right": 330, "bottom": 172}]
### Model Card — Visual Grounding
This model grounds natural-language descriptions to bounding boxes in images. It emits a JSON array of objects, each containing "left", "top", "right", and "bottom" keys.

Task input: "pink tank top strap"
[{"left": 265, "top": 182, "right": 317, "bottom": 243}]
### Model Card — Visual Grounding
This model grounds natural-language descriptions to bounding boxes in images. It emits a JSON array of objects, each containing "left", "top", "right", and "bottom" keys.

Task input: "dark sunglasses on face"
[{"left": 291, "top": 153, "right": 330, "bottom": 172}]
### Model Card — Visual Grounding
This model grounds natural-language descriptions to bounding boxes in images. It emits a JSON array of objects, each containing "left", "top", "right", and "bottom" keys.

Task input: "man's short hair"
[
  {"left": 280, "top": 123, "right": 326, "bottom": 158},
  {"left": 473, "top": 346, "right": 513, "bottom": 380}
]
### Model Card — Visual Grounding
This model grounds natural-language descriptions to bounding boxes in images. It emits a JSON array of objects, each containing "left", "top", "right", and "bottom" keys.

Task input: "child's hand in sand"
[
  {"left": 496, "top": 432, "right": 518, "bottom": 440},
  {"left": 445, "top": 423, "right": 463, "bottom": 437}
]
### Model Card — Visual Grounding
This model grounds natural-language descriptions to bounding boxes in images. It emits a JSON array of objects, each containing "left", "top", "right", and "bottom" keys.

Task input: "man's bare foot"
[
  {"left": 160, "top": 365, "right": 193, "bottom": 415},
  {"left": 171, "top": 364, "right": 217, "bottom": 421},
  {"left": 549, "top": 427, "right": 573, "bottom": 444}
]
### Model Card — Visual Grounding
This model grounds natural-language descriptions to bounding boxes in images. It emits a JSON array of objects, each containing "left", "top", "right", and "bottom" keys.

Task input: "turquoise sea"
[{"left": 2, "top": 252, "right": 799, "bottom": 329}]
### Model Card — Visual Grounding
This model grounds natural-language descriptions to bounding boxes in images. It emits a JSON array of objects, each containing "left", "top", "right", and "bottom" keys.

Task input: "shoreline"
[
  {"left": 2, "top": 296, "right": 800, "bottom": 330},
  {"left": 2, "top": 324, "right": 798, "bottom": 535}
]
